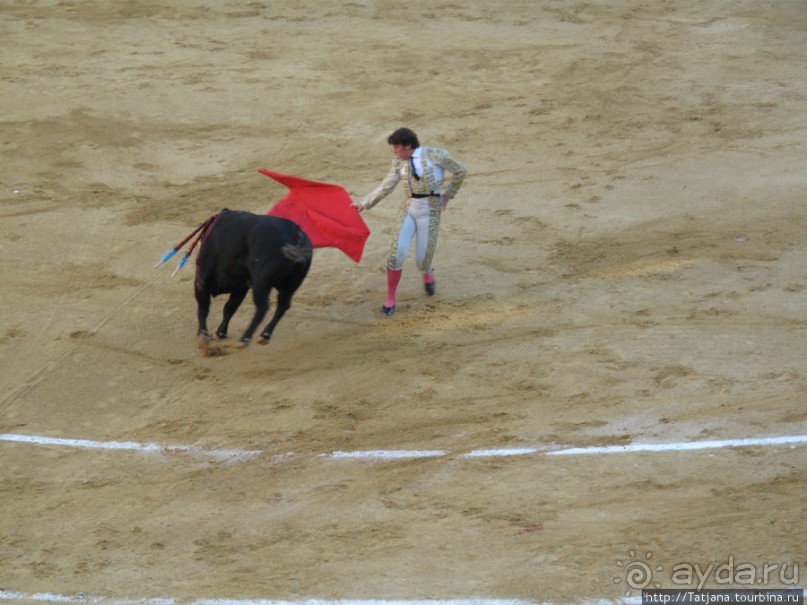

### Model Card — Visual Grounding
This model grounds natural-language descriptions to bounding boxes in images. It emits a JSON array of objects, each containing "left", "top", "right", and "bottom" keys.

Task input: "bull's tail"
[{"left": 281, "top": 233, "right": 313, "bottom": 265}]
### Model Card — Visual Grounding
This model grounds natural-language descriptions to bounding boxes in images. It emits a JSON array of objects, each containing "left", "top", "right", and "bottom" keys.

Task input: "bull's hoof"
[
  {"left": 215, "top": 330, "right": 228, "bottom": 339},
  {"left": 197, "top": 332, "right": 212, "bottom": 357},
  {"left": 258, "top": 332, "right": 272, "bottom": 345}
]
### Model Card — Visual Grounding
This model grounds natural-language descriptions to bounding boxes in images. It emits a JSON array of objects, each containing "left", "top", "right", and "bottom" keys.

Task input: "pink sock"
[
  {"left": 385, "top": 269, "right": 402, "bottom": 307},
  {"left": 422, "top": 272, "right": 434, "bottom": 284}
]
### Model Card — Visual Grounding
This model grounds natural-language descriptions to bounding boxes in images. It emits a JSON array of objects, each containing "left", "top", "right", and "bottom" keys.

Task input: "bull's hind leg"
[
  {"left": 239, "top": 284, "right": 271, "bottom": 345},
  {"left": 195, "top": 286, "right": 213, "bottom": 355},
  {"left": 216, "top": 287, "right": 248, "bottom": 339},
  {"left": 259, "top": 288, "right": 293, "bottom": 344},
  {"left": 259, "top": 263, "right": 309, "bottom": 344}
]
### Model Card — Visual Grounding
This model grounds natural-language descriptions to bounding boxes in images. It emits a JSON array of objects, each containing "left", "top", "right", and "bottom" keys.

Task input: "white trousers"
[{"left": 386, "top": 197, "right": 441, "bottom": 273}]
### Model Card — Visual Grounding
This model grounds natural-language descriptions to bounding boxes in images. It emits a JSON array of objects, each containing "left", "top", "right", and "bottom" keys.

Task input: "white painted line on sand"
[
  {"left": 0, "top": 594, "right": 544, "bottom": 605},
  {"left": 459, "top": 447, "right": 543, "bottom": 458},
  {"left": 0, "top": 595, "right": 520, "bottom": 605},
  {"left": 1, "top": 590, "right": 804, "bottom": 605},
  {"left": 0, "top": 590, "right": 175, "bottom": 603},
  {"left": 329, "top": 449, "right": 448, "bottom": 460},
  {"left": 194, "top": 601, "right": 539, "bottom": 605},
  {"left": 2, "top": 586, "right": 804, "bottom": 605},
  {"left": 546, "top": 435, "right": 807, "bottom": 456},
  {"left": 0, "top": 432, "right": 262, "bottom": 462},
  {"left": 2, "top": 432, "right": 806, "bottom": 464}
]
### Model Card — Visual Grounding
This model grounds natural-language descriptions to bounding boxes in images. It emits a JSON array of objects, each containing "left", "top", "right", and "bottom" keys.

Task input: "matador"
[{"left": 353, "top": 127, "right": 467, "bottom": 316}]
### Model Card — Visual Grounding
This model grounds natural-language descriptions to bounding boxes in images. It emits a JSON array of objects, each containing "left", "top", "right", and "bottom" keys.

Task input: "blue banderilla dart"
[
  {"left": 154, "top": 212, "right": 219, "bottom": 269},
  {"left": 171, "top": 251, "right": 191, "bottom": 277},
  {"left": 154, "top": 248, "right": 178, "bottom": 267}
]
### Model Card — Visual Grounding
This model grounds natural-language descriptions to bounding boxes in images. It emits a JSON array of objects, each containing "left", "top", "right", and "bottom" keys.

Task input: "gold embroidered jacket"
[{"left": 360, "top": 146, "right": 467, "bottom": 210}]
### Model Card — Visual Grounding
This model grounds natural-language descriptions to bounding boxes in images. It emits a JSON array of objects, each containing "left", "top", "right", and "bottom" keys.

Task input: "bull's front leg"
[
  {"left": 216, "top": 287, "right": 248, "bottom": 339},
  {"left": 239, "top": 285, "right": 271, "bottom": 345}
]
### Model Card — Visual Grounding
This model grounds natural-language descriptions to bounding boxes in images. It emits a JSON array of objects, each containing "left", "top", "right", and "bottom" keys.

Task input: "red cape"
[{"left": 260, "top": 169, "right": 370, "bottom": 263}]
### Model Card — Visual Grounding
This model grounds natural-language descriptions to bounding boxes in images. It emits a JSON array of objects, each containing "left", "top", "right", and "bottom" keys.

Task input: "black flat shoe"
[
  {"left": 381, "top": 304, "right": 395, "bottom": 316},
  {"left": 424, "top": 280, "right": 436, "bottom": 296}
]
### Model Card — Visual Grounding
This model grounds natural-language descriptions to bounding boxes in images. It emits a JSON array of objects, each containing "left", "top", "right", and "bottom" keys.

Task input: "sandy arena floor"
[{"left": 1, "top": 1, "right": 805, "bottom": 602}]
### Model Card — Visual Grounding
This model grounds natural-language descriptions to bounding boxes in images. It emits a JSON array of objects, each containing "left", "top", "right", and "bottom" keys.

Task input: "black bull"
[{"left": 195, "top": 210, "right": 312, "bottom": 350}]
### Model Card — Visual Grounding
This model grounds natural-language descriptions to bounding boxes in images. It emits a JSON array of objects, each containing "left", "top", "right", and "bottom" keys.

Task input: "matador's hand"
[{"left": 439, "top": 196, "right": 450, "bottom": 212}]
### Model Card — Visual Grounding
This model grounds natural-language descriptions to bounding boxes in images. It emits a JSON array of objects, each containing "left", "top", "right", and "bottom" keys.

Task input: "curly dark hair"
[{"left": 387, "top": 127, "right": 420, "bottom": 149}]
